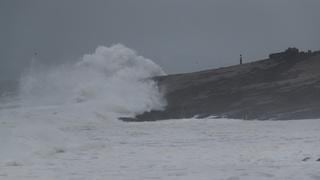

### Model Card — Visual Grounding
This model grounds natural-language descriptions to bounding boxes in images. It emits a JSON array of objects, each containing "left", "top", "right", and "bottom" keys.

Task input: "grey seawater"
[{"left": 0, "top": 80, "right": 20, "bottom": 110}]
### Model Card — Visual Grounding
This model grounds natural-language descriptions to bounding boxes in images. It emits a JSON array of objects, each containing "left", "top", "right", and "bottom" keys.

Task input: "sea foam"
[{"left": 19, "top": 44, "right": 166, "bottom": 117}]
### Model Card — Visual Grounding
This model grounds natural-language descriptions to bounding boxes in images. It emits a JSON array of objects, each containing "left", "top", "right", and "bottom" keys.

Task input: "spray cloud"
[{"left": 19, "top": 44, "right": 166, "bottom": 117}]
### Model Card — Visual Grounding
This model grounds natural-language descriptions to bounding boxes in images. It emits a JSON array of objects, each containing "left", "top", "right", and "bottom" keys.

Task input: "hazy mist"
[{"left": 1, "top": 0, "right": 320, "bottom": 80}]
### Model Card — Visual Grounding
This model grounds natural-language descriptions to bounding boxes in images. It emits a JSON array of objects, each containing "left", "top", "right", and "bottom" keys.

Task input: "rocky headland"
[{"left": 122, "top": 48, "right": 320, "bottom": 121}]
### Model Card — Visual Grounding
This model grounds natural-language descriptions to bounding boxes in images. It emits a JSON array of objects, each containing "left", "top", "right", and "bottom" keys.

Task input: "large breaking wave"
[{"left": 19, "top": 44, "right": 166, "bottom": 118}]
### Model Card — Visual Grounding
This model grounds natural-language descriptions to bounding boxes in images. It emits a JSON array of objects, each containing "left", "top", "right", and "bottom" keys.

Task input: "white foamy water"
[
  {"left": 1, "top": 107, "right": 320, "bottom": 180},
  {"left": 18, "top": 44, "right": 166, "bottom": 118}
]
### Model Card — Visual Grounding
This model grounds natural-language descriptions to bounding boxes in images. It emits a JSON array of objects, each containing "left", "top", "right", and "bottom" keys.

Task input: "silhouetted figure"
[{"left": 240, "top": 54, "right": 243, "bottom": 65}]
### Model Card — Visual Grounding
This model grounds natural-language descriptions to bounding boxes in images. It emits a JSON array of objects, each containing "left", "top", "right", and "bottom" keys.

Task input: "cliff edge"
[{"left": 122, "top": 48, "right": 320, "bottom": 121}]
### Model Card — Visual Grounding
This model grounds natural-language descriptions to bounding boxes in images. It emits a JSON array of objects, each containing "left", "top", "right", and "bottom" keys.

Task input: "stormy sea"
[{"left": 0, "top": 45, "right": 319, "bottom": 180}]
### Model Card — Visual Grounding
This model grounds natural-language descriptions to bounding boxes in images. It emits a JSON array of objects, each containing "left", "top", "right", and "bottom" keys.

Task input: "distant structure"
[
  {"left": 269, "top": 47, "right": 299, "bottom": 60},
  {"left": 240, "top": 54, "right": 243, "bottom": 65},
  {"left": 269, "top": 47, "right": 320, "bottom": 60}
]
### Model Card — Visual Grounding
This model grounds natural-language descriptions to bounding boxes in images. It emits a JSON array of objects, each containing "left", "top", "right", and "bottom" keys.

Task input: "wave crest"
[{"left": 19, "top": 44, "right": 166, "bottom": 117}]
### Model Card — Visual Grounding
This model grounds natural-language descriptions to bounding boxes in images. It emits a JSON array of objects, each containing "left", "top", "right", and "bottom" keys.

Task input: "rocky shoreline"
[{"left": 122, "top": 48, "right": 320, "bottom": 121}]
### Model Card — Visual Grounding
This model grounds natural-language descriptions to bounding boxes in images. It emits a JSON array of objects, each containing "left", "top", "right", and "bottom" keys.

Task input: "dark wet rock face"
[
  {"left": 121, "top": 49, "right": 320, "bottom": 122},
  {"left": 302, "top": 157, "right": 311, "bottom": 162}
]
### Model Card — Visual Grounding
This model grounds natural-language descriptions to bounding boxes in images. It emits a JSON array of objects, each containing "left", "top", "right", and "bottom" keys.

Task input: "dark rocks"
[
  {"left": 302, "top": 157, "right": 320, "bottom": 162},
  {"left": 302, "top": 157, "right": 311, "bottom": 162},
  {"left": 122, "top": 48, "right": 320, "bottom": 122}
]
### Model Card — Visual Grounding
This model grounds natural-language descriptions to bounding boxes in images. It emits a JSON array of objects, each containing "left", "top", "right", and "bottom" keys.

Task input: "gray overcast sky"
[{"left": 1, "top": 0, "right": 320, "bottom": 80}]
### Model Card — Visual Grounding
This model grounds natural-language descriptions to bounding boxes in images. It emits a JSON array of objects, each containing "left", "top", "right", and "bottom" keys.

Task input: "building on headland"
[
  {"left": 269, "top": 47, "right": 299, "bottom": 60},
  {"left": 268, "top": 47, "right": 320, "bottom": 60}
]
